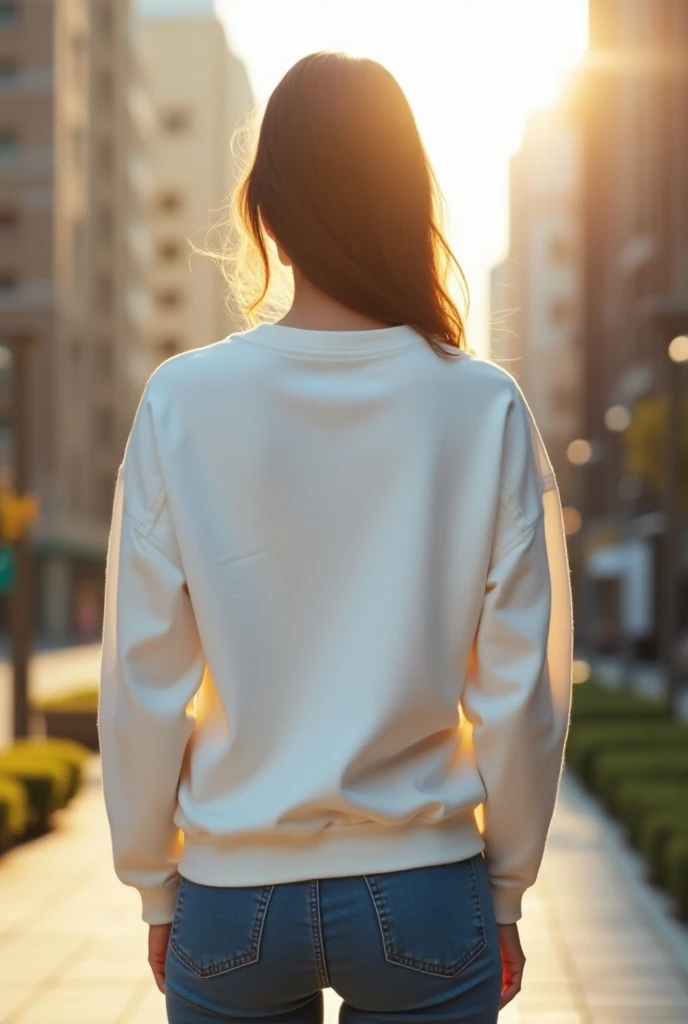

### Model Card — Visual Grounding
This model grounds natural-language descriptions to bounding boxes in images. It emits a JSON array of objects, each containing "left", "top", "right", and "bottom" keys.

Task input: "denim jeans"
[{"left": 165, "top": 852, "right": 503, "bottom": 1023}]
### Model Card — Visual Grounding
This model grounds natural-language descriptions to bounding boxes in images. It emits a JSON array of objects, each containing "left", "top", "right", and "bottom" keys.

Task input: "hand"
[
  {"left": 148, "top": 923, "right": 172, "bottom": 993},
  {"left": 498, "top": 922, "right": 525, "bottom": 1008}
]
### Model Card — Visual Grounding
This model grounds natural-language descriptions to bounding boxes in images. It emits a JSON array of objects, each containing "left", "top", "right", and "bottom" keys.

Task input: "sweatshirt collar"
[{"left": 237, "top": 322, "right": 425, "bottom": 357}]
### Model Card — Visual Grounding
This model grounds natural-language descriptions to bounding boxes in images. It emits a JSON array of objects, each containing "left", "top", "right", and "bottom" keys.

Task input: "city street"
[
  {"left": 0, "top": 644, "right": 101, "bottom": 748},
  {"left": 1, "top": 756, "right": 687, "bottom": 1024}
]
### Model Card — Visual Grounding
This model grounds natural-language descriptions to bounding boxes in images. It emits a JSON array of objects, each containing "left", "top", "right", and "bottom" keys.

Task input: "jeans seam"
[
  {"left": 364, "top": 859, "right": 488, "bottom": 978},
  {"left": 309, "top": 879, "right": 330, "bottom": 988},
  {"left": 169, "top": 884, "right": 274, "bottom": 978}
]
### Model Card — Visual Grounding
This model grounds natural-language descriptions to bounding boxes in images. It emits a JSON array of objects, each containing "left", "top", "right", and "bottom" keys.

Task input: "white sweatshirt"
[{"left": 99, "top": 323, "right": 572, "bottom": 927}]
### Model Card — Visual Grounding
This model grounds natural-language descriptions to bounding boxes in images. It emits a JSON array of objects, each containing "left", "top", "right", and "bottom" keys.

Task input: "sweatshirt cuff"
[
  {"left": 489, "top": 885, "right": 524, "bottom": 924},
  {"left": 138, "top": 877, "right": 181, "bottom": 925}
]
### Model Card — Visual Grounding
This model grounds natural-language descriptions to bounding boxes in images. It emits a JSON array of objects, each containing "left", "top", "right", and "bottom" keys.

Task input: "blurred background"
[{"left": 1, "top": 2, "right": 688, "bottom": 1023}]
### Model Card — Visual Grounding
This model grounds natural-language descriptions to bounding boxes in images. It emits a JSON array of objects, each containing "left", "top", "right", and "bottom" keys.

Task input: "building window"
[
  {"left": 98, "top": 205, "right": 113, "bottom": 244},
  {"left": 99, "top": 69, "right": 114, "bottom": 111},
  {"left": 156, "top": 238, "right": 183, "bottom": 262},
  {"left": 98, "top": 2, "right": 114, "bottom": 43},
  {"left": 71, "top": 127, "right": 85, "bottom": 173},
  {"left": 158, "top": 336, "right": 181, "bottom": 360},
  {"left": 71, "top": 35, "right": 87, "bottom": 91},
  {"left": 0, "top": 274, "right": 18, "bottom": 293},
  {"left": 0, "top": 59, "right": 17, "bottom": 84},
  {"left": 0, "top": 3, "right": 17, "bottom": 26},
  {"left": 97, "top": 137, "right": 114, "bottom": 178},
  {"left": 157, "top": 189, "right": 183, "bottom": 215},
  {"left": 0, "top": 131, "right": 18, "bottom": 161},
  {"left": 551, "top": 386, "right": 577, "bottom": 416},
  {"left": 70, "top": 338, "right": 82, "bottom": 401},
  {"left": 156, "top": 288, "right": 182, "bottom": 310},
  {"left": 550, "top": 297, "right": 575, "bottom": 328},
  {"left": 161, "top": 106, "right": 192, "bottom": 134},
  {"left": 97, "top": 273, "right": 113, "bottom": 312},
  {"left": 97, "top": 343, "right": 113, "bottom": 377},
  {"left": 96, "top": 405, "right": 114, "bottom": 445},
  {"left": 550, "top": 234, "right": 574, "bottom": 266},
  {"left": 0, "top": 207, "right": 17, "bottom": 245},
  {"left": 71, "top": 451, "right": 84, "bottom": 514}
]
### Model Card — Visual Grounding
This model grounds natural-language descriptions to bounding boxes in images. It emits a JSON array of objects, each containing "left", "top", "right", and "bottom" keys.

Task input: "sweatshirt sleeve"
[
  {"left": 460, "top": 385, "right": 573, "bottom": 924},
  {"left": 98, "top": 386, "right": 205, "bottom": 925}
]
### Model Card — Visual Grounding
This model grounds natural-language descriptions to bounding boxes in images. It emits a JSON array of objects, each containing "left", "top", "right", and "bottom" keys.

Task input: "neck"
[{"left": 277, "top": 269, "right": 389, "bottom": 332}]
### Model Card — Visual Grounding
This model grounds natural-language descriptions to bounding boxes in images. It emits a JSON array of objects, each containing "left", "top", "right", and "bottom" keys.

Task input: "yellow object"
[{"left": 0, "top": 490, "right": 39, "bottom": 541}]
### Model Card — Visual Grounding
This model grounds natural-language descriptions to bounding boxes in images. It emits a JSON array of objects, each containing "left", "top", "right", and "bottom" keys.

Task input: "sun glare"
[{"left": 220, "top": 0, "right": 588, "bottom": 350}]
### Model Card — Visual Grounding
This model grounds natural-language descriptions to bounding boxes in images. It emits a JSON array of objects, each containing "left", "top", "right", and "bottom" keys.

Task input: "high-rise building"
[
  {"left": 0, "top": 0, "right": 154, "bottom": 639},
  {"left": 490, "top": 107, "right": 584, "bottom": 507},
  {"left": 139, "top": 0, "right": 253, "bottom": 377},
  {"left": 560, "top": 0, "right": 688, "bottom": 660},
  {"left": 579, "top": 0, "right": 688, "bottom": 520}
]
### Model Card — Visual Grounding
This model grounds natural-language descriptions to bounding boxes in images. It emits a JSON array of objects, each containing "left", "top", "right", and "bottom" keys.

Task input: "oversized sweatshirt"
[{"left": 99, "top": 323, "right": 573, "bottom": 927}]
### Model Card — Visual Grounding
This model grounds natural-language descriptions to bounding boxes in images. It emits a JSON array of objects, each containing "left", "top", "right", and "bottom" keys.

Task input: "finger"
[
  {"left": 500, "top": 975, "right": 523, "bottom": 1009},
  {"left": 149, "top": 960, "right": 166, "bottom": 994}
]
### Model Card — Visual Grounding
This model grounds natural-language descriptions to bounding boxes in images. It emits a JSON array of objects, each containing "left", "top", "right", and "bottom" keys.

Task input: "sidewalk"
[{"left": 1, "top": 763, "right": 688, "bottom": 1024}]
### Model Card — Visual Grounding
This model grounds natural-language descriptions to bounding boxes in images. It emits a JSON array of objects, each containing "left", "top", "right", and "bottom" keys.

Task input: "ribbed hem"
[
  {"left": 180, "top": 814, "right": 484, "bottom": 890},
  {"left": 489, "top": 885, "right": 525, "bottom": 924},
  {"left": 138, "top": 877, "right": 181, "bottom": 925}
]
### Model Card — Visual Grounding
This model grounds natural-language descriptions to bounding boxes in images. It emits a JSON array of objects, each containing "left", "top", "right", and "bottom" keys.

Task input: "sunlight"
[{"left": 219, "top": 0, "right": 588, "bottom": 350}]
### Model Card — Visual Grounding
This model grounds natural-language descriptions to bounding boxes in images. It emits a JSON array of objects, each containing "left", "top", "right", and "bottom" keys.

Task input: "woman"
[{"left": 100, "top": 52, "right": 572, "bottom": 1024}]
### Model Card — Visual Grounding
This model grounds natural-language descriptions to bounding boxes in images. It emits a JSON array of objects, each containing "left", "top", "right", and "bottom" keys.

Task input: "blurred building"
[
  {"left": 572, "top": 0, "right": 688, "bottom": 658},
  {"left": 0, "top": 0, "right": 154, "bottom": 640},
  {"left": 490, "top": 108, "right": 584, "bottom": 508},
  {"left": 138, "top": 0, "right": 253, "bottom": 378}
]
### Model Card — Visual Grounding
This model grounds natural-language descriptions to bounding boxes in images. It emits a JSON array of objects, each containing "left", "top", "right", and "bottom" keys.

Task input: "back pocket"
[
  {"left": 170, "top": 877, "right": 275, "bottom": 978},
  {"left": 364, "top": 855, "right": 487, "bottom": 978}
]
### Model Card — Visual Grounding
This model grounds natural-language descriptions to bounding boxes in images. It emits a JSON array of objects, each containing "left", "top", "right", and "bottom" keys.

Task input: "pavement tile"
[
  {"left": 0, "top": 986, "right": 35, "bottom": 1021},
  {"left": 12, "top": 982, "right": 139, "bottom": 1024},
  {"left": 120, "top": 985, "right": 168, "bottom": 1024},
  {"left": 2, "top": 762, "right": 688, "bottom": 1023}
]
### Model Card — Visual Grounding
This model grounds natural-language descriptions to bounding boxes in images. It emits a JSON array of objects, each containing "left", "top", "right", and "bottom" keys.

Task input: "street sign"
[{"left": 0, "top": 543, "right": 16, "bottom": 593}]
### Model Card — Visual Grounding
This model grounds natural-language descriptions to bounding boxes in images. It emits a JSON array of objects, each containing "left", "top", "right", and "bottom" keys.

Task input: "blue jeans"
[{"left": 165, "top": 852, "right": 503, "bottom": 1023}]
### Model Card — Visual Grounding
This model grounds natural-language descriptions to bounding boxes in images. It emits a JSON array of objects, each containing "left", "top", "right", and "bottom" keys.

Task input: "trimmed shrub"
[
  {"left": 639, "top": 809, "right": 688, "bottom": 884},
  {"left": 566, "top": 721, "right": 688, "bottom": 785},
  {"left": 571, "top": 679, "right": 669, "bottom": 721},
  {"left": 664, "top": 836, "right": 688, "bottom": 919},
  {"left": 614, "top": 780, "right": 688, "bottom": 843},
  {"left": 0, "top": 774, "right": 29, "bottom": 848},
  {"left": 0, "top": 751, "right": 71, "bottom": 830},
  {"left": 591, "top": 750, "right": 688, "bottom": 811},
  {"left": 34, "top": 687, "right": 99, "bottom": 713},
  {"left": 35, "top": 688, "right": 100, "bottom": 751},
  {"left": 11, "top": 738, "right": 89, "bottom": 803}
]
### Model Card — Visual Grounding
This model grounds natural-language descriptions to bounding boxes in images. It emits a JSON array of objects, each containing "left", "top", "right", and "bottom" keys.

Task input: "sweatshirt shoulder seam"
[
  {"left": 494, "top": 485, "right": 543, "bottom": 562},
  {"left": 123, "top": 498, "right": 182, "bottom": 568}
]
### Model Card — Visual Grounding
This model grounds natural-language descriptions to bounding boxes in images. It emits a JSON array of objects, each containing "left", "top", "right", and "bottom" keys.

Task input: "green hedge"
[
  {"left": 665, "top": 837, "right": 688, "bottom": 919},
  {"left": 11, "top": 738, "right": 89, "bottom": 802},
  {"left": 568, "top": 679, "right": 688, "bottom": 920},
  {"left": 592, "top": 750, "right": 688, "bottom": 811},
  {"left": 34, "top": 686, "right": 99, "bottom": 713},
  {"left": 566, "top": 720, "right": 688, "bottom": 785},
  {"left": 0, "top": 774, "right": 29, "bottom": 847},
  {"left": 639, "top": 809, "right": 688, "bottom": 885},
  {"left": 0, "top": 750, "right": 71, "bottom": 830},
  {"left": 614, "top": 780, "right": 688, "bottom": 843},
  {"left": 571, "top": 679, "right": 670, "bottom": 721}
]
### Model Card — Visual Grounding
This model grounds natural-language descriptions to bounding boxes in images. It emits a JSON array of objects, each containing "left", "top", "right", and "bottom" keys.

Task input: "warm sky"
[{"left": 217, "top": 0, "right": 588, "bottom": 352}]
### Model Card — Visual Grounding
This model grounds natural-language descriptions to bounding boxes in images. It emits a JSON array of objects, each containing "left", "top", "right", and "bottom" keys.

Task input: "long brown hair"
[{"left": 220, "top": 52, "right": 468, "bottom": 360}]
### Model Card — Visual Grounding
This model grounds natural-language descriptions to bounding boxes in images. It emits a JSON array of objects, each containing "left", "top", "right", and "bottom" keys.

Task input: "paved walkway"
[{"left": 1, "top": 763, "right": 688, "bottom": 1024}]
